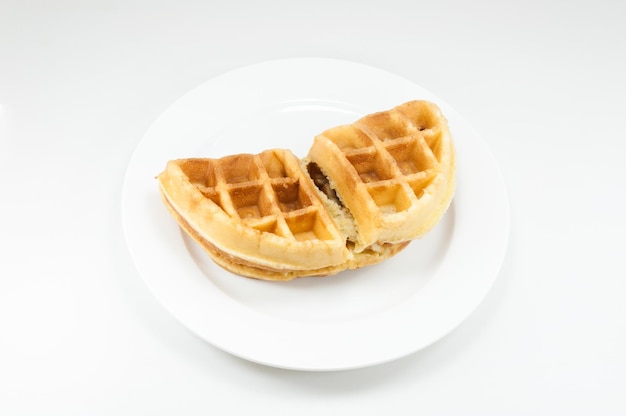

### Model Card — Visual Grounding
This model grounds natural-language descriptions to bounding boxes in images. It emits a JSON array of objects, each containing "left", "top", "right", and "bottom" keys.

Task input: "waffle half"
[
  {"left": 157, "top": 100, "right": 455, "bottom": 280},
  {"left": 307, "top": 100, "right": 456, "bottom": 251}
]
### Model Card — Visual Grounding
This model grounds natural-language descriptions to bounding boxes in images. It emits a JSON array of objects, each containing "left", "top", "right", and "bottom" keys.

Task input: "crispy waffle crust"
[{"left": 157, "top": 100, "right": 455, "bottom": 281}]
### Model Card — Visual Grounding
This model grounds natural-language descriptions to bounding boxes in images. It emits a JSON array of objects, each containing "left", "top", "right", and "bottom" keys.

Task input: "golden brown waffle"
[
  {"left": 307, "top": 100, "right": 456, "bottom": 251},
  {"left": 158, "top": 149, "right": 357, "bottom": 280},
  {"left": 157, "top": 100, "right": 455, "bottom": 280}
]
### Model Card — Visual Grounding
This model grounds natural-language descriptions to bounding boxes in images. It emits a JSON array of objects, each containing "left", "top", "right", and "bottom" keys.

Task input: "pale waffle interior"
[{"left": 307, "top": 100, "right": 455, "bottom": 251}]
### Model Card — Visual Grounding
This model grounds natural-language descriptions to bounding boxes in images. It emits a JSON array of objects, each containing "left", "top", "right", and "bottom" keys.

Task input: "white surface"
[
  {"left": 121, "top": 58, "right": 509, "bottom": 370},
  {"left": 1, "top": 0, "right": 625, "bottom": 414}
]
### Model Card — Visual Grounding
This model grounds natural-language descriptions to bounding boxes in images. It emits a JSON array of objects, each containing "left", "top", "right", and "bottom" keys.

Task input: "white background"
[{"left": 1, "top": 0, "right": 625, "bottom": 414}]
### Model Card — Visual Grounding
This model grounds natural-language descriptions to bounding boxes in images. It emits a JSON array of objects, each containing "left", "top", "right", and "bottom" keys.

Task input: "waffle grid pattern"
[
  {"left": 322, "top": 102, "right": 444, "bottom": 216},
  {"left": 180, "top": 150, "right": 337, "bottom": 242}
]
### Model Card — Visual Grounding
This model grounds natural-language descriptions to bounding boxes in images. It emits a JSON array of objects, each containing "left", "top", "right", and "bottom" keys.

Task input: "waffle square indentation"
[
  {"left": 396, "top": 101, "right": 439, "bottom": 132},
  {"left": 272, "top": 180, "right": 311, "bottom": 213},
  {"left": 178, "top": 159, "right": 214, "bottom": 187},
  {"left": 385, "top": 139, "right": 436, "bottom": 175},
  {"left": 220, "top": 154, "right": 261, "bottom": 184},
  {"left": 229, "top": 184, "right": 273, "bottom": 219},
  {"left": 347, "top": 150, "right": 395, "bottom": 183},
  {"left": 322, "top": 125, "right": 373, "bottom": 150},
  {"left": 407, "top": 172, "right": 436, "bottom": 199},
  {"left": 359, "top": 111, "right": 412, "bottom": 141},
  {"left": 260, "top": 151, "right": 289, "bottom": 179},
  {"left": 248, "top": 217, "right": 279, "bottom": 234},
  {"left": 284, "top": 209, "right": 334, "bottom": 241},
  {"left": 366, "top": 182, "right": 412, "bottom": 214}
]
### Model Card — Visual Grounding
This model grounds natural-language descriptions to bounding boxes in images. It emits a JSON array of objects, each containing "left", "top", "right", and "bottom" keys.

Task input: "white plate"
[{"left": 121, "top": 58, "right": 510, "bottom": 371}]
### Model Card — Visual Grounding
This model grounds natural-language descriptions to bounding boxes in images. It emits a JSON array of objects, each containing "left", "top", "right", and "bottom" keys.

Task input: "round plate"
[{"left": 121, "top": 58, "right": 509, "bottom": 371}]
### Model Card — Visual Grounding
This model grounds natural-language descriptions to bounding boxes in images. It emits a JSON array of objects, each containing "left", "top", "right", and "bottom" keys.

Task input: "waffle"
[
  {"left": 307, "top": 100, "right": 456, "bottom": 252},
  {"left": 158, "top": 149, "right": 409, "bottom": 280},
  {"left": 157, "top": 100, "right": 455, "bottom": 280}
]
